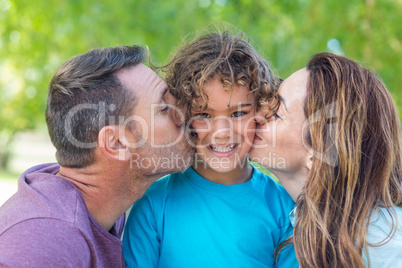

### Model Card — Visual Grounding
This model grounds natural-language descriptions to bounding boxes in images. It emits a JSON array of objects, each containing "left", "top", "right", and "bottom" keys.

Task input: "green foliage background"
[{"left": 0, "top": 0, "right": 401, "bottom": 168}]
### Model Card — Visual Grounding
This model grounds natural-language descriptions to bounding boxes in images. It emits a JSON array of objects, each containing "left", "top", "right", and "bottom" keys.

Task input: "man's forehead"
[{"left": 117, "top": 64, "right": 165, "bottom": 94}]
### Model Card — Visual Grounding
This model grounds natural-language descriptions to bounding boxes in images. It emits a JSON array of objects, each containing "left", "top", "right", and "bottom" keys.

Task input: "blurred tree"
[{"left": 0, "top": 0, "right": 401, "bottom": 169}]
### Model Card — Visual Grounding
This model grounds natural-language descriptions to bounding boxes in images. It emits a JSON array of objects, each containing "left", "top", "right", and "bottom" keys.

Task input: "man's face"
[{"left": 117, "top": 64, "right": 194, "bottom": 176}]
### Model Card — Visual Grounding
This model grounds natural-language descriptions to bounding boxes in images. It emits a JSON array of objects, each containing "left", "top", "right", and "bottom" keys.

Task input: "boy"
[{"left": 123, "top": 30, "right": 298, "bottom": 267}]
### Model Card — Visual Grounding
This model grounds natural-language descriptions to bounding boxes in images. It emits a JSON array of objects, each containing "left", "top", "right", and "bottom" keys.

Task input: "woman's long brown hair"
[{"left": 276, "top": 52, "right": 402, "bottom": 267}]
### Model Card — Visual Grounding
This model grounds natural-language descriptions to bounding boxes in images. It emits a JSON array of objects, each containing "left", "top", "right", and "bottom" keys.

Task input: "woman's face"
[{"left": 249, "top": 68, "right": 310, "bottom": 174}]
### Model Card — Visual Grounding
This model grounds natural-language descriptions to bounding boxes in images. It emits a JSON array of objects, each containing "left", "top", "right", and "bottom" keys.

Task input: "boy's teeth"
[{"left": 211, "top": 144, "right": 235, "bottom": 153}]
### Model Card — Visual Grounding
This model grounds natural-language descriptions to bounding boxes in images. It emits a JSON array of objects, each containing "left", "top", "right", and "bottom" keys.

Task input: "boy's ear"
[{"left": 98, "top": 125, "right": 133, "bottom": 162}]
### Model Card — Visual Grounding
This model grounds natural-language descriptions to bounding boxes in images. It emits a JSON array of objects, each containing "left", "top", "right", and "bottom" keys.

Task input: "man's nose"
[{"left": 171, "top": 105, "right": 185, "bottom": 127}]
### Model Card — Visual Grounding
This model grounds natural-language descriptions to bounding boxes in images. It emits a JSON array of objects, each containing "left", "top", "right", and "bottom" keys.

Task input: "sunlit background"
[{"left": 1, "top": 0, "right": 401, "bottom": 205}]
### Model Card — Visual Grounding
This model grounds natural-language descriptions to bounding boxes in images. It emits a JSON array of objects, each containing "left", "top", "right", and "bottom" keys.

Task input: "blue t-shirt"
[{"left": 123, "top": 165, "right": 298, "bottom": 267}]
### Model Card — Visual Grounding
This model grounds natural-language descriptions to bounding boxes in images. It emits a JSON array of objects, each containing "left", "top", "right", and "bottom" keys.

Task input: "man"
[{"left": 0, "top": 45, "right": 194, "bottom": 266}]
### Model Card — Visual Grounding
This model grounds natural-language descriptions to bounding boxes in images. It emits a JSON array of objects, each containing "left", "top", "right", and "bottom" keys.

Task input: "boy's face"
[{"left": 190, "top": 75, "right": 256, "bottom": 173}]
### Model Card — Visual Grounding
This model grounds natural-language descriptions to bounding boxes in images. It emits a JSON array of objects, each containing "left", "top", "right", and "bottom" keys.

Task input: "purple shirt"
[{"left": 0, "top": 163, "right": 125, "bottom": 267}]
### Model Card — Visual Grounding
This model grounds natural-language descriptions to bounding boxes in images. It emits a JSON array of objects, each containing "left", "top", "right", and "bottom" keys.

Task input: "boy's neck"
[{"left": 192, "top": 159, "right": 253, "bottom": 185}]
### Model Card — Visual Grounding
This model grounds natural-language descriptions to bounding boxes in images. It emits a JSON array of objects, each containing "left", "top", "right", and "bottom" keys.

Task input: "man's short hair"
[{"left": 46, "top": 45, "right": 145, "bottom": 168}]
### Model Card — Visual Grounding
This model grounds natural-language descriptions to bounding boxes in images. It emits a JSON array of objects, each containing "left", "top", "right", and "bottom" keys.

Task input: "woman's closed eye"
[
  {"left": 264, "top": 112, "right": 281, "bottom": 122},
  {"left": 273, "top": 113, "right": 281, "bottom": 119}
]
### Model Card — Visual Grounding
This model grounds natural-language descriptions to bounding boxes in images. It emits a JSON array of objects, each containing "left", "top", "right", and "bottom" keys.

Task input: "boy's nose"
[{"left": 212, "top": 116, "right": 231, "bottom": 138}]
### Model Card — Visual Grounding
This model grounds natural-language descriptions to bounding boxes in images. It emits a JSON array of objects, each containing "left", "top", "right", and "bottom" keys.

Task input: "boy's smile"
[
  {"left": 210, "top": 144, "right": 236, "bottom": 153},
  {"left": 190, "top": 75, "right": 256, "bottom": 184}
]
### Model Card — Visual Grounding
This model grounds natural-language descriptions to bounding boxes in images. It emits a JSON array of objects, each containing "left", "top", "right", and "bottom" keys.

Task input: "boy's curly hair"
[{"left": 161, "top": 30, "right": 281, "bottom": 120}]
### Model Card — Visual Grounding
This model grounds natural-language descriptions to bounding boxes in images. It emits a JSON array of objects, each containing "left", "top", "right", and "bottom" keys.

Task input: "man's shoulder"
[
  {"left": 0, "top": 163, "right": 86, "bottom": 235},
  {"left": 0, "top": 218, "right": 92, "bottom": 267}
]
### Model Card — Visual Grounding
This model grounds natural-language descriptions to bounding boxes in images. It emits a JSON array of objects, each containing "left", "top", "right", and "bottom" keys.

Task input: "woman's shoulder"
[
  {"left": 363, "top": 205, "right": 402, "bottom": 267},
  {"left": 368, "top": 206, "right": 402, "bottom": 232}
]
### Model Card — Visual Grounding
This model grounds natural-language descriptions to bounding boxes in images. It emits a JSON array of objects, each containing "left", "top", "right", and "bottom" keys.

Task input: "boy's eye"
[
  {"left": 231, "top": 111, "right": 246, "bottom": 118},
  {"left": 193, "top": 113, "right": 210, "bottom": 119},
  {"left": 273, "top": 113, "right": 281, "bottom": 119}
]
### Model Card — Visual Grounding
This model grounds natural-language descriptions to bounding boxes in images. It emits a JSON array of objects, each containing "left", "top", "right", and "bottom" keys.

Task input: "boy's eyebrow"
[
  {"left": 200, "top": 103, "right": 253, "bottom": 112},
  {"left": 227, "top": 103, "right": 253, "bottom": 109}
]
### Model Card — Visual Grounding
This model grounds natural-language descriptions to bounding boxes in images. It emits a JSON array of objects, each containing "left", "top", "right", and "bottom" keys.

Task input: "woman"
[{"left": 250, "top": 52, "right": 402, "bottom": 267}]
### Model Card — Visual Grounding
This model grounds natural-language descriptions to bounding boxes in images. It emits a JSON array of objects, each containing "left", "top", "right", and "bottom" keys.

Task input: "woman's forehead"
[{"left": 279, "top": 69, "right": 308, "bottom": 100}]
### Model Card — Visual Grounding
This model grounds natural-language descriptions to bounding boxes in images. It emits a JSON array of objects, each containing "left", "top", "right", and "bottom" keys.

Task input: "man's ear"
[{"left": 98, "top": 125, "right": 132, "bottom": 162}]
